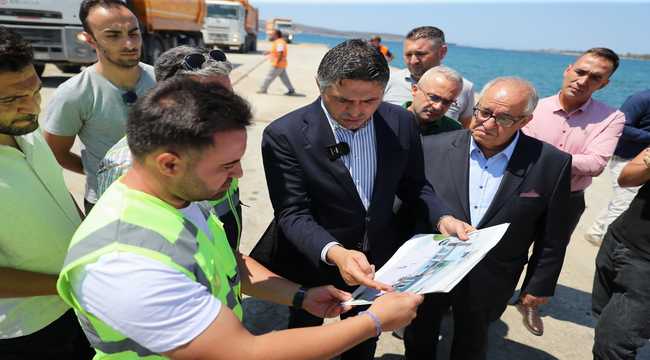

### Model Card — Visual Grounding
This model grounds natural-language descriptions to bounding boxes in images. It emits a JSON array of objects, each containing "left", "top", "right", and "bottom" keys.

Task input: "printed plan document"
[{"left": 345, "top": 223, "right": 510, "bottom": 305}]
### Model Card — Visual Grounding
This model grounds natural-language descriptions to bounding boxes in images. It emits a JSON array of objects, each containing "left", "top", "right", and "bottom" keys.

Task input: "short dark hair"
[
  {"left": 274, "top": 29, "right": 282, "bottom": 38},
  {"left": 127, "top": 77, "right": 252, "bottom": 159},
  {"left": 79, "top": 0, "right": 130, "bottom": 34},
  {"left": 406, "top": 26, "right": 445, "bottom": 46},
  {"left": 0, "top": 26, "right": 34, "bottom": 73},
  {"left": 316, "top": 39, "right": 389, "bottom": 91},
  {"left": 581, "top": 47, "right": 620, "bottom": 76}
]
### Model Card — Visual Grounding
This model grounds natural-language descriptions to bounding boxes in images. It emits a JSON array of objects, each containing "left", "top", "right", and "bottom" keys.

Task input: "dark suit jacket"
[
  {"left": 422, "top": 130, "right": 572, "bottom": 312},
  {"left": 258, "top": 99, "right": 450, "bottom": 289}
]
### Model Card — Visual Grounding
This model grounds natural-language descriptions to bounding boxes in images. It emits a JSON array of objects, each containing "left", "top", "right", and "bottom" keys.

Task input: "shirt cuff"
[{"left": 321, "top": 242, "right": 341, "bottom": 265}]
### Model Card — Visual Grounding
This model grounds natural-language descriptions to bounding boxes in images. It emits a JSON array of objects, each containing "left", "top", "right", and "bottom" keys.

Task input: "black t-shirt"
[{"left": 610, "top": 182, "right": 650, "bottom": 259}]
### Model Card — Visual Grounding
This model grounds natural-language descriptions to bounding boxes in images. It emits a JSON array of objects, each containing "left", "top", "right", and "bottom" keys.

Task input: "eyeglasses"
[
  {"left": 122, "top": 90, "right": 137, "bottom": 106},
  {"left": 472, "top": 106, "right": 527, "bottom": 127},
  {"left": 416, "top": 84, "right": 456, "bottom": 107},
  {"left": 181, "top": 49, "right": 228, "bottom": 71}
]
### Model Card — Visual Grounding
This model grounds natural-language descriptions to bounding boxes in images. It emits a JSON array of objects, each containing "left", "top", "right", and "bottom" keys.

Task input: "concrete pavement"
[{"left": 39, "top": 40, "right": 649, "bottom": 359}]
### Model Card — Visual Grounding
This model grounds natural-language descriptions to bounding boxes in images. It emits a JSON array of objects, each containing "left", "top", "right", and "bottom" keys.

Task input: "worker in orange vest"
[
  {"left": 369, "top": 35, "right": 393, "bottom": 63},
  {"left": 258, "top": 29, "right": 296, "bottom": 95}
]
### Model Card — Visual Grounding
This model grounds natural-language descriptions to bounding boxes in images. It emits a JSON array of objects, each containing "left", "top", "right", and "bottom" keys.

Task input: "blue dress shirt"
[{"left": 468, "top": 132, "right": 520, "bottom": 227}]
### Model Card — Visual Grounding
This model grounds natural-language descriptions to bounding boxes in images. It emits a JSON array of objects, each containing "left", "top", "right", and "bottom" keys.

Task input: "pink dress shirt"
[{"left": 523, "top": 94, "right": 625, "bottom": 192}]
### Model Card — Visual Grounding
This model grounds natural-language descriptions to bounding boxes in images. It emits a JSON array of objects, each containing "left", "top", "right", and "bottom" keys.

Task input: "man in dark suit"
[
  {"left": 402, "top": 77, "right": 573, "bottom": 359},
  {"left": 260, "top": 39, "right": 472, "bottom": 360}
]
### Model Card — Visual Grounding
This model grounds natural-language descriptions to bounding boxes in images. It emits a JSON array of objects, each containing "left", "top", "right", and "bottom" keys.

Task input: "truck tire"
[
  {"left": 34, "top": 64, "right": 45, "bottom": 77},
  {"left": 144, "top": 35, "right": 164, "bottom": 65},
  {"left": 56, "top": 65, "right": 82, "bottom": 74}
]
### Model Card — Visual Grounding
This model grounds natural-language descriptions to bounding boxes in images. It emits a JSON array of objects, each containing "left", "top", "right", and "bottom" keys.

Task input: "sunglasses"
[
  {"left": 181, "top": 49, "right": 228, "bottom": 71},
  {"left": 122, "top": 90, "right": 137, "bottom": 106}
]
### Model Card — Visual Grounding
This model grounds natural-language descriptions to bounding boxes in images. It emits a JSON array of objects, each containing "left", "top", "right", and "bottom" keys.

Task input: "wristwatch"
[{"left": 292, "top": 286, "right": 307, "bottom": 309}]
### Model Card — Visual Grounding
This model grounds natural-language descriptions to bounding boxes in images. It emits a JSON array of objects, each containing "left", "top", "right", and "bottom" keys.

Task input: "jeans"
[
  {"left": 587, "top": 156, "right": 640, "bottom": 241},
  {"left": 260, "top": 67, "right": 295, "bottom": 92},
  {"left": 592, "top": 232, "right": 650, "bottom": 360}
]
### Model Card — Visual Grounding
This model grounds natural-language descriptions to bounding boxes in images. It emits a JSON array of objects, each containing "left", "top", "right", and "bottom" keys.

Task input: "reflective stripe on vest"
[
  {"left": 57, "top": 183, "right": 242, "bottom": 359},
  {"left": 212, "top": 189, "right": 239, "bottom": 217},
  {"left": 78, "top": 314, "right": 155, "bottom": 357}
]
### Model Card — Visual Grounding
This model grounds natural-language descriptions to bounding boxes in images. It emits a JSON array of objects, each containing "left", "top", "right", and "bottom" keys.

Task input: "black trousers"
[
  {"left": 0, "top": 309, "right": 94, "bottom": 359},
  {"left": 403, "top": 293, "right": 492, "bottom": 360},
  {"left": 289, "top": 306, "right": 379, "bottom": 360},
  {"left": 567, "top": 190, "right": 587, "bottom": 235},
  {"left": 592, "top": 232, "right": 650, "bottom": 360}
]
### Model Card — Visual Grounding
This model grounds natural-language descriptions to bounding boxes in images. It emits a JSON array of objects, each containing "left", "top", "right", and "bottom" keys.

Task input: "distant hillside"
[
  {"left": 259, "top": 20, "right": 648, "bottom": 60},
  {"left": 538, "top": 49, "right": 650, "bottom": 61},
  {"left": 260, "top": 19, "right": 403, "bottom": 41}
]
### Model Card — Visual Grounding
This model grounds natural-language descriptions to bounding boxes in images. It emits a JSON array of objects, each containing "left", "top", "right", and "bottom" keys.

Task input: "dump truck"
[
  {"left": 0, "top": 0, "right": 206, "bottom": 76},
  {"left": 266, "top": 18, "right": 294, "bottom": 43},
  {"left": 202, "top": 0, "right": 257, "bottom": 53}
]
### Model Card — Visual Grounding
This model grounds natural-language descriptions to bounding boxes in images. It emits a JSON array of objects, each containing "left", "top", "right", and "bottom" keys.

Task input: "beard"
[
  {"left": 0, "top": 116, "right": 39, "bottom": 136},
  {"left": 99, "top": 47, "right": 141, "bottom": 69}
]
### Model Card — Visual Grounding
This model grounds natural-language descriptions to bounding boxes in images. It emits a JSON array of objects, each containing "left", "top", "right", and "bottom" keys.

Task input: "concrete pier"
[{"left": 39, "top": 40, "right": 649, "bottom": 359}]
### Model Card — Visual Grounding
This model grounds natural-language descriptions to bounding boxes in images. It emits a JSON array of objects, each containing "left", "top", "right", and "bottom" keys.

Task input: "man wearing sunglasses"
[
  {"left": 402, "top": 77, "right": 572, "bottom": 360},
  {"left": 519, "top": 48, "right": 625, "bottom": 336},
  {"left": 42, "top": 0, "right": 156, "bottom": 214},
  {"left": 97, "top": 45, "right": 241, "bottom": 248}
]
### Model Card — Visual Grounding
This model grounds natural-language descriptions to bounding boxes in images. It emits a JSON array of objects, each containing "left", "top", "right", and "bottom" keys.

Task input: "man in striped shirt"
[{"left": 259, "top": 39, "right": 472, "bottom": 360}]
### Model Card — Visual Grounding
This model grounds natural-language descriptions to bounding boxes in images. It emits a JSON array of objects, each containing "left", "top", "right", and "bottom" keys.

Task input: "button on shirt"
[
  {"left": 319, "top": 101, "right": 377, "bottom": 263},
  {"left": 523, "top": 94, "right": 625, "bottom": 192},
  {"left": 469, "top": 132, "right": 520, "bottom": 227}
]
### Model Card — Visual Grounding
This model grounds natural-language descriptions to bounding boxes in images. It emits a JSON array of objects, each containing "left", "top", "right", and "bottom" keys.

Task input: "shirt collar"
[
  {"left": 552, "top": 92, "right": 593, "bottom": 115},
  {"left": 469, "top": 130, "right": 520, "bottom": 161}
]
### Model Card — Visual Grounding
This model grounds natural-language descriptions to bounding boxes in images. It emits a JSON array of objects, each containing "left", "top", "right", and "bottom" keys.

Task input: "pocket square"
[{"left": 519, "top": 190, "right": 541, "bottom": 198}]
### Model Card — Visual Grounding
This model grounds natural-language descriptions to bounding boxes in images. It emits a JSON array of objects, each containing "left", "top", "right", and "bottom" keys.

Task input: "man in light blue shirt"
[
  {"left": 403, "top": 77, "right": 572, "bottom": 359},
  {"left": 468, "top": 132, "right": 519, "bottom": 226}
]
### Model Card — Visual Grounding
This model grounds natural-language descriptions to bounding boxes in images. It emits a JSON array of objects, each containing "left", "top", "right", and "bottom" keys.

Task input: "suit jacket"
[
  {"left": 258, "top": 99, "right": 450, "bottom": 289},
  {"left": 422, "top": 130, "right": 572, "bottom": 312}
]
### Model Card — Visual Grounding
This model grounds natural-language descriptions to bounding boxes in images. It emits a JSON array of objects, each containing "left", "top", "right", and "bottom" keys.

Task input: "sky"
[{"left": 253, "top": 1, "right": 650, "bottom": 54}]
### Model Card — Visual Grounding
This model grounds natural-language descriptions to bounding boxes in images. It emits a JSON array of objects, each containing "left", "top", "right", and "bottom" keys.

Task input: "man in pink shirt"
[{"left": 520, "top": 47, "right": 625, "bottom": 336}]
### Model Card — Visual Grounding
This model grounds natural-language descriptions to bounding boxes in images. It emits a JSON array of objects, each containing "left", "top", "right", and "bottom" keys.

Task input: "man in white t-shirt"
[
  {"left": 0, "top": 26, "right": 93, "bottom": 358},
  {"left": 384, "top": 26, "right": 475, "bottom": 127},
  {"left": 43, "top": 0, "right": 156, "bottom": 214},
  {"left": 57, "top": 76, "right": 424, "bottom": 360}
]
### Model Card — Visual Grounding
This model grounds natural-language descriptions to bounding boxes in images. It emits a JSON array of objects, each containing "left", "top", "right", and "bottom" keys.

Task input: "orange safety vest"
[
  {"left": 378, "top": 45, "right": 389, "bottom": 57},
  {"left": 270, "top": 38, "right": 288, "bottom": 68}
]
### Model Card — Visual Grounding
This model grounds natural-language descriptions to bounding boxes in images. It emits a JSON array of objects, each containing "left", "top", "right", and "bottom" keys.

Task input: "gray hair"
[
  {"left": 478, "top": 76, "right": 539, "bottom": 116},
  {"left": 418, "top": 65, "right": 463, "bottom": 90},
  {"left": 405, "top": 26, "right": 445, "bottom": 47},
  {"left": 316, "top": 39, "right": 389, "bottom": 91},
  {"left": 153, "top": 45, "right": 232, "bottom": 82}
]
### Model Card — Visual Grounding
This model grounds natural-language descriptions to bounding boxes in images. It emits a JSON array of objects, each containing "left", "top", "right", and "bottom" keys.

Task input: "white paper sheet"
[{"left": 344, "top": 223, "right": 510, "bottom": 305}]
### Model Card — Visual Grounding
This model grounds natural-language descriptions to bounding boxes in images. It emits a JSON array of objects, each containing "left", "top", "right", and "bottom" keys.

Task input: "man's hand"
[
  {"left": 520, "top": 293, "right": 549, "bottom": 307},
  {"left": 367, "top": 292, "right": 423, "bottom": 331},
  {"left": 437, "top": 215, "right": 474, "bottom": 241},
  {"left": 326, "top": 246, "right": 393, "bottom": 292},
  {"left": 303, "top": 285, "right": 352, "bottom": 318}
]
